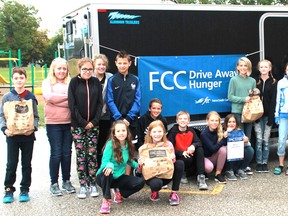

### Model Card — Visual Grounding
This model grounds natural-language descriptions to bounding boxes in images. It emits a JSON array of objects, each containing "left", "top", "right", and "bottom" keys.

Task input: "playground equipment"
[
  {"left": 0, "top": 74, "right": 9, "bottom": 85},
  {"left": 0, "top": 50, "right": 48, "bottom": 94},
  {"left": 0, "top": 50, "right": 22, "bottom": 86}
]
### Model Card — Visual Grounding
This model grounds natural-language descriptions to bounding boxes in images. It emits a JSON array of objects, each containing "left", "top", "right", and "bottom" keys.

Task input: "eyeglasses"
[{"left": 81, "top": 68, "right": 94, "bottom": 73}]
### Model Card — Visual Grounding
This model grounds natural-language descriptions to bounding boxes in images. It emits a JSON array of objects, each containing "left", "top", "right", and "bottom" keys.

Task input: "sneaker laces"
[
  {"left": 102, "top": 199, "right": 110, "bottom": 208},
  {"left": 65, "top": 181, "right": 72, "bottom": 187},
  {"left": 104, "top": 199, "right": 110, "bottom": 206},
  {"left": 91, "top": 185, "right": 97, "bottom": 192},
  {"left": 80, "top": 186, "right": 86, "bottom": 193},
  {"left": 198, "top": 175, "right": 205, "bottom": 184},
  {"left": 170, "top": 192, "right": 179, "bottom": 202}
]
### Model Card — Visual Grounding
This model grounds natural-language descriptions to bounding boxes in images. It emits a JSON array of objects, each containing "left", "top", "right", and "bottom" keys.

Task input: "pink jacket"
[{"left": 42, "top": 79, "right": 71, "bottom": 124}]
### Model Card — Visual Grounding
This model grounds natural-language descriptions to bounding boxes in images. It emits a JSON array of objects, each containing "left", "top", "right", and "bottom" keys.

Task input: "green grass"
[
  {"left": 38, "top": 104, "right": 45, "bottom": 128},
  {"left": 0, "top": 66, "right": 47, "bottom": 86}
]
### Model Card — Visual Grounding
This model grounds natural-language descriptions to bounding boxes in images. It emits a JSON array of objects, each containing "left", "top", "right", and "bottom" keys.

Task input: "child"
[
  {"left": 228, "top": 57, "right": 256, "bottom": 140},
  {"left": 107, "top": 50, "right": 141, "bottom": 175},
  {"left": 42, "top": 57, "right": 75, "bottom": 196},
  {"left": 68, "top": 58, "right": 103, "bottom": 198},
  {"left": 253, "top": 60, "right": 277, "bottom": 173},
  {"left": 139, "top": 120, "right": 184, "bottom": 206},
  {"left": 167, "top": 111, "right": 207, "bottom": 190},
  {"left": 107, "top": 50, "right": 141, "bottom": 145},
  {"left": 200, "top": 111, "right": 227, "bottom": 184},
  {"left": 96, "top": 120, "right": 145, "bottom": 214},
  {"left": 223, "top": 114, "right": 254, "bottom": 180},
  {"left": 274, "top": 62, "right": 288, "bottom": 175},
  {"left": 0, "top": 67, "right": 39, "bottom": 203},
  {"left": 93, "top": 54, "right": 113, "bottom": 167},
  {"left": 138, "top": 98, "right": 168, "bottom": 150}
]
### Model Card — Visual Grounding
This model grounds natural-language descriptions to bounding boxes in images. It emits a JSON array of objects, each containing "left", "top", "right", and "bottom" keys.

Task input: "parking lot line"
[{"left": 148, "top": 183, "right": 225, "bottom": 195}]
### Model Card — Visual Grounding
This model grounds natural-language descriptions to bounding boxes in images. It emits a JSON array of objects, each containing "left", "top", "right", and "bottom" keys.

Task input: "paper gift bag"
[
  {"left": 139, "top": 142, "right": 174, "bottom": 180},
  {"left": 241, "top": 89, "right": 264, "bottom": 123},
  {"left": 4, "top": 99, "right": 34, "bottom": 135}
]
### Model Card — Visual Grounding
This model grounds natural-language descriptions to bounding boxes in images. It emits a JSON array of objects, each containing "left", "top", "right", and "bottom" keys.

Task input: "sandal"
[{"left": 274, "top": 167, "right": 283, "bottom": 175}]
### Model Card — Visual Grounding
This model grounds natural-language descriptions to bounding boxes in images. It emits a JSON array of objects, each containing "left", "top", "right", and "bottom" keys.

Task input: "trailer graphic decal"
[
  {"left": 108, "top": 11, "right": 141, "bottom": 24},
  {"left": 138, "top": 54, "right": 244, "bottom": 116}
]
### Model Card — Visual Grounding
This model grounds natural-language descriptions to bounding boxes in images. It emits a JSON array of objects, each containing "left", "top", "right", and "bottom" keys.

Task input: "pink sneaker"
[
  {"left": 111, "top": 188, "right": 123, "bottom": 203},
  {"left": 99, "top": 199, "right": 110, "bottom": 214},
  {"left": 169, "top": 192, "right": 180, "bottom": 206}
]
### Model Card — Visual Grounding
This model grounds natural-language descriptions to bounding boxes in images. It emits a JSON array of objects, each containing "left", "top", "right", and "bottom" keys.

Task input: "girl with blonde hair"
[
  {"left": 228, "top": 57, "right": 256, "bottom": 141},
  {"left": 200, "top": 111, "right": 227, "bottom": 184},
  {"left": 42, "top": 57, "right": 75, "bottom": 196}
]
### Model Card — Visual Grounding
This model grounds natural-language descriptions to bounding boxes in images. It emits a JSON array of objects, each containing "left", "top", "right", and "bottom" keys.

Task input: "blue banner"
[{"left": 138, "top": 54, "right": 244, "bottom": 116}]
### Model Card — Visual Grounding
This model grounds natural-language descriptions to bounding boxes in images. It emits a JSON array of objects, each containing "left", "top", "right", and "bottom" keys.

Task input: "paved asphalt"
[{"left": 0, "top": 128, "right": 288, "bottom": 216}]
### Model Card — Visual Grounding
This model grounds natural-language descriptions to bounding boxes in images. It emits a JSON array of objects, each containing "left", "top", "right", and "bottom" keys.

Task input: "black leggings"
[
  {"left": 96, "top": 172, "right": 145, "bottom": 199},
  {"left": 146, "top": 160, "right": 184, "bottom": 192}
]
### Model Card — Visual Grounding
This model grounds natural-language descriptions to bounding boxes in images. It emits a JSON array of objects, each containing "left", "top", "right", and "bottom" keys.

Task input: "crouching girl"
[
  {"left": 96, "top": 120, "right": 145, "bottom": 214},
  {"left": 138, "top": 120, "right": 184, "bottom": 206}
]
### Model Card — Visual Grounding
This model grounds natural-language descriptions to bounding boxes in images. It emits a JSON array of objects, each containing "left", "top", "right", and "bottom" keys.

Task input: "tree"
[
  {"left": 42, "top": 30, "right": 64, "bottom": 66},
  {"left": 0, "top": 0, "right": 48, "bottom": 65},
  {"left": 29, "top": 30, "right": 50, "bottom": 66}
]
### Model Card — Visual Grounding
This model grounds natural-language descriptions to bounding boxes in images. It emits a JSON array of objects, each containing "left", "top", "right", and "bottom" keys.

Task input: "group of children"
[{"left": 1, "top": 52, "right": 288, "bottom": 214}]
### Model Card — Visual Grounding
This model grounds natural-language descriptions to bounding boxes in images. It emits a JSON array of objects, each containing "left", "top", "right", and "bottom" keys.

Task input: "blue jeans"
[
  {"left": 46, "top": 124, "right": 73, "bottom": 184},
  {"left": 233, "top": 113, "right": 253, "bottom": 140},
  {"left": 277, "top": 118, "right": 288, "bottom": 156},
  {"left": 254, "top": 116, "right": 272, "bottom": 164}
]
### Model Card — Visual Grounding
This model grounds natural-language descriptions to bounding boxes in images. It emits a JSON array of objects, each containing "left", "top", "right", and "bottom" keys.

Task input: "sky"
[{"left": 17, "top": 0, "right": 84, "bottom": 37}]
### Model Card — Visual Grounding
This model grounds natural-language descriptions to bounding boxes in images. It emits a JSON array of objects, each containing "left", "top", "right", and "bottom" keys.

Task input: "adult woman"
[
  {"left": 42, "top": 58, "right": 75, "bottom": 196},
  {"left": 68, "top": 58, "right": 103, "bottom": 198}
]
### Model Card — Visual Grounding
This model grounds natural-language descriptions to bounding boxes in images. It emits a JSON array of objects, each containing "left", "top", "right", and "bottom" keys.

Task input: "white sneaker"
[
  {"left": 89, "top": 185, "right": 99, "bottom": 197},
  {"left": 77, "top": 186, "right": 87, "bottom": 199}
]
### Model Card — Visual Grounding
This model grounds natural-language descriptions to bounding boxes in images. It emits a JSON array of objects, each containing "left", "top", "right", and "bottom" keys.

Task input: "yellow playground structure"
[{"left": 0, "top": 74, "right": 9, "bottom": 85}]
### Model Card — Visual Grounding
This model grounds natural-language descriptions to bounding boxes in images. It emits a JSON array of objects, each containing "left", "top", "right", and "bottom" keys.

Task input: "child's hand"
[
  {"left": 84, "top": 122, "right": 94, "bottom": 130},
  {"left": 227, "top": 127, "right": 233, "bottom": 132},
  {"left": 23, "top": 130, "right": 33, "bottom": 136},
  {"left": 103, "top": 168, "right": 113, "bottom": 176},
  {"left": 224, "top": 128, "right": 233, "bottom": 138},
  {"left": 183, "top": 151, "right": 191, "bottom": 158},
  {"left": 138, "top": 157, "right": 145, "bottom": 166},
  {"left": 4, "top": 129, "right": 13, "bottom": 137},
  {"left": 245, "top": 96, "right": 251, "bottom": 102},
  {"left": 243, "top": 136, "right": 249, "bottom": 143},
  {"left": 187, "top": 145, "right": 195, "bottom": 155},
  {"left": 123, "top": 119, "right": 130, "bottom": 127}
]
